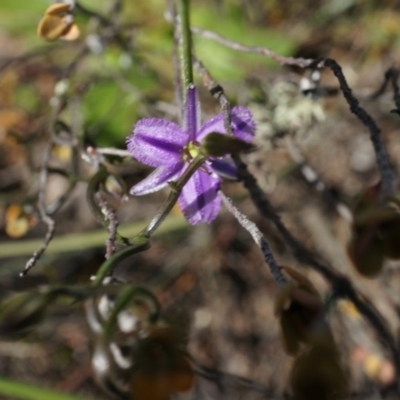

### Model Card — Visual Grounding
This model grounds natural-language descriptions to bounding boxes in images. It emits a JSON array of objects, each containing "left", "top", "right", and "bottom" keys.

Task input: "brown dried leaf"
[
  {"left": 45, "top": 3, "right": 71, "bottom": 16},
  {"left": 37, "top": 14, "right": 69, "bottom": 41}
]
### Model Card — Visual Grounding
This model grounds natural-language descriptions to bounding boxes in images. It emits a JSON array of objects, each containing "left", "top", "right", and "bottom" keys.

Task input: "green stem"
[
  {"left": 177, "top": 0, "right": 193, "bottom": 98},
  {"left": 140, "top": 154, "right": 206, "bottom": 237},
  {"left": 91, "top": 237, "right": 150, "bottom": 286},
  {"left": 103, "top": 286, "right": 160, "bottom": 338}
]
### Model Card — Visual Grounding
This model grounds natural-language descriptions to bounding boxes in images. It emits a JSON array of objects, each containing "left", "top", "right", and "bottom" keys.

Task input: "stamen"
[
  {"left": 187, "top": 141, "right": 200, "bottom": 158},
  {"left": 182, "top": 141, "right": 201, "bottom": 162}
]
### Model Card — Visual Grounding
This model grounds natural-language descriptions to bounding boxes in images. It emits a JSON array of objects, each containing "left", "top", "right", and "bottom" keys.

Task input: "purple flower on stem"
[{"left": 126, "top": 85, "right": 255, "bottom": 225}]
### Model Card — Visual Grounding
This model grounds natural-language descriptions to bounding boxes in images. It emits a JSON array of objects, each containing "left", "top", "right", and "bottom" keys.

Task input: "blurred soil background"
[{"left": 1, "top": 0, "right": 400, "bottom": 399}]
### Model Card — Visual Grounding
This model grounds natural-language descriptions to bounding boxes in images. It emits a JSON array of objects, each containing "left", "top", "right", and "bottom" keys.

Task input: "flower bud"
[{"left": 200, "top": 132, "right": 255, "bottom": 157}]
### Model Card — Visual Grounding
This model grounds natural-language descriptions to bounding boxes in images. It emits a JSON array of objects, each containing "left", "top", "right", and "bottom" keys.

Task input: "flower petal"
[
  {"left": 209, "top": 158, "right": 238, "bottom": 180},
  {"left": 130, "top": 163, "right": 184, "bottom": 195},
  {"left": 230, "top": 106, "right": 256, "bottom": 141},
  {"left": 127, "top": 118, "right": 187, "bottom": 167},
  {"left": 183, "top": 84, "right": 201, "bottom": 141},
  {"left": 178, "top": 170, "right": 221, "bottom": 225},
  {"left": 197, "top": 106, "right": 256, "bottom": 143}
]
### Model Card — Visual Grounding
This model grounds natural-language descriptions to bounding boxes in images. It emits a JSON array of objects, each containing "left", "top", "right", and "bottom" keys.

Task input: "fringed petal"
[
  {"left": 197, "top": 106, "right": 256, "bottom": 143},
  {"left": 178, "top": 170, "right": 221, "bottom": 225},
  {"left": 127, "top": 118, "right": 187, "bottom": 167},
  {"left": 130, "top": 163, "right": 184, "bottom": 195},
  {"left": 209, "top": 158, "right": 238, "bottom": 180}
]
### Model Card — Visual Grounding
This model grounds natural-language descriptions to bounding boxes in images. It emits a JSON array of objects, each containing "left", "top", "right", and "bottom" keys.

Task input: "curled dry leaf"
[
  {"left": 37, "top": 3, "right": 79, "bottom": 41},
  {"left": 60, "top": 23, "right": 80, "bottom": 41},
  {"left": 45, "top": 3, "right": 71, "bottom": 16}
]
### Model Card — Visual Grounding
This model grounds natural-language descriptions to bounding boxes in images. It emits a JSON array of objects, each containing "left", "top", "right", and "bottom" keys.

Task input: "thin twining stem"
[
  {"left": 96, "top": 194, "right": 118, "bottom": 259},
  {"left": 284, "top": 137, "right": 353, "bottom": 222},
  {"left": 192, "top": 26, "right": 316, "bottom": 68},
  {"left": 371, "top": 67, "right": 400, "bottom": 114},
  {"left": 194, "top": 56, "right": 400, "bottom": 382},
  {"left": 75, "top": 1, "right": 131, "bottom": 52},
  {"left": 192, "top": 28, "right": 395, "bottom": 199},
  {"left": 21, "top": 142, "right": 55, "bottom": 277},
  {"left": 86, "top": 164, "right": 130, "bottom": 246},
  {"left": 323, "top": 58, "right": 394, "bottom": 199},
  {"left": 193, "top": 56, "right": 232, "bottom": 137},
  {"left": 220, "top": 191, "right": 286, "bottom": 288},
  {"left": 91, "top": 239, "right": 150, "bottom": 287}
]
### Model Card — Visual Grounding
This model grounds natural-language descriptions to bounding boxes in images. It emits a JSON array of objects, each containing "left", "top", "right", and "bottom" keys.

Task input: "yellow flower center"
[{"left": 182, "top": 141, "right": 200, "bottom": 162}]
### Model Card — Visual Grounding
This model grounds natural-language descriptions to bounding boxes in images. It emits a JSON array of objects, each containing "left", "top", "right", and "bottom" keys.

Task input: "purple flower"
[{"left": 126, "top": 85, "right": 255, "bottom": 225}]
